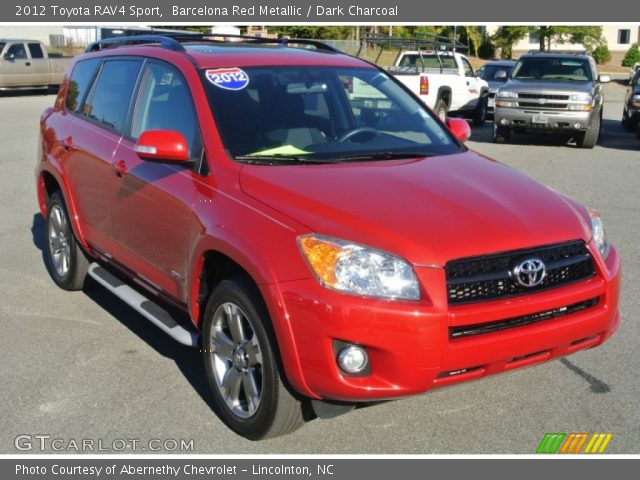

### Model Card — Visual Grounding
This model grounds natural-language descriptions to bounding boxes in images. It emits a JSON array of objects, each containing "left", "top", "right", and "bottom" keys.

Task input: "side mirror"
[
  {"left": 495, "top": 70, "right": 508, "bottom": 81},
  {"left": 598, "top": 74, "right": 611, "bottom": 83},
  {"left": 4, "top": 53, "right": 15, "bottom": 61},
  {"left": 134, "top": 130, "right": 189, "bottom": 162},
  {"left": 447, "top": 118, "right": 471, "bottom": 143}
]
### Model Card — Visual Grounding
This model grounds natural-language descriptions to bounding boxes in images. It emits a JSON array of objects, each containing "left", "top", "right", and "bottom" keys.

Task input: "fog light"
[
  {"left": 574, "top": 122, "right": 582, "bottom": 129},
  {"left": 500, "top": 118, "right": 510, "bottom": 126},
  {"left": 337, "top": 345, "right": 369, "bottom": 374}
]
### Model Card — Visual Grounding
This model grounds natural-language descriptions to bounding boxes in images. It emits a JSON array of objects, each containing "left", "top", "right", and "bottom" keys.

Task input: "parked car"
[
  {"left": 359, "top": 35, "right": 489, "bottom": 125},
  {"left": 493, "top": 52, "right": 610, "bottom": 148},
  {"left": 0, "top": 39, "right": 71, "bottom": 91},
  {"left": 622, "top": 68, "right": 640, "bottom": 132},
  {"left": 37, "top": 35, "right": 621, "bottom": 440},
  {"left": 476, "top": 60, "right": 516, "bottom": 114}
]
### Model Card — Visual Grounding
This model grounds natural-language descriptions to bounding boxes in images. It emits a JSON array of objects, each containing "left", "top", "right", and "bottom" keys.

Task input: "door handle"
[
  {"left": 112, "top": 160, "right": 128, "bottom": 177},
  {"left": 25, "top": 61, "right": 31, "bottom": 66}
]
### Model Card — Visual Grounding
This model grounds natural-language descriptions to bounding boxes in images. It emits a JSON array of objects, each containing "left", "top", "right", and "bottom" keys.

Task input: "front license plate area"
[{"left": 532, "top": 114, "right": 548, "bottom": 125}]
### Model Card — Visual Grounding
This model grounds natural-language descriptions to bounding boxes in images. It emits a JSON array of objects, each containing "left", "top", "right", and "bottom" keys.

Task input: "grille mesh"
[{"left": 445, "top": 241, "right": 596, "bottom": 305}]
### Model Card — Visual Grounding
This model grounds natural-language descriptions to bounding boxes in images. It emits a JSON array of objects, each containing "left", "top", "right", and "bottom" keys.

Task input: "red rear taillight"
[{"left": 420, "top": 76, "right": 429, "bottom": 96}]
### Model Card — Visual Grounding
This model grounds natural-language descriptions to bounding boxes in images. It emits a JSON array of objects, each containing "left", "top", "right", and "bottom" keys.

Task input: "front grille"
[
  {"left": 518, "top": 101, "right": 567, "bottom": 109},
  {"left": 449, "top": 297, "right": 599, "bottom": 339},
  {"left": 518, "top": 93, "right": 570, "bottom": 100},
  {"left": 446, "top": 240, "right": 596, "bottom": 305}
]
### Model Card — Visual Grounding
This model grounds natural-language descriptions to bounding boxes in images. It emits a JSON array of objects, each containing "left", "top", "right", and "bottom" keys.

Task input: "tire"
[
  {"left": 44, "top": 191, "right": 89, "bottom": 291},
  {"left": 434, "top": 98, "right": 448, "bottom": 123},
  {"left": 473, "top": 96, "right": 488, "bottom": 126},
  {"left": 202, "top": 277, "right": 304, "bottom": 440},
  {"left": 636, "top": 124, "right": 640, "bottom": 139},
  {"left": 493, "top": 124, "right": 511, "bottom": 143},
  {"left": 575, "top": 113, "right": 600, "bottom": 149},
  {"left": 622, "top": 111, "right": 638, "bottom": 132}
]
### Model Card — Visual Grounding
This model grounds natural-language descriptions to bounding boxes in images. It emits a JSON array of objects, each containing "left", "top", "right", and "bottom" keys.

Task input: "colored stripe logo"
[{"left": 537, "top": 433, "right": 613, "bottom": 454}]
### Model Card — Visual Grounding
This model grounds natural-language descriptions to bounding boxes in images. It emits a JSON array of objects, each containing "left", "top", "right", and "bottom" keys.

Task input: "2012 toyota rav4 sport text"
[{"left": 36, "top": 35, "right": 621, "bottom": 440}]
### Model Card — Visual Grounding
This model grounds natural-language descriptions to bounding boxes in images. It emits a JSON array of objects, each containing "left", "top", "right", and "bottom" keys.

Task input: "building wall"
[
  {"left": 486, "top": 24, "right": 639, "bottom": 64},
  {"left": 0, "top": 26, "right": 64, "bottom": 46}
]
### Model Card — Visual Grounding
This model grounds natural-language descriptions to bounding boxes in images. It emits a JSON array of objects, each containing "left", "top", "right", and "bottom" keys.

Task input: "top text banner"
[{"left": 2, "top": 0, "right": 636, "bottom": 23}]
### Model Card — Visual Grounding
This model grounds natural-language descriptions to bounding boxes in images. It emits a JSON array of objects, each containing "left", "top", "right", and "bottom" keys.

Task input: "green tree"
[
  {"left": 491, "top": 26, "right": 528, "bottom": 59},
  {"left": 623, "top": 44, "right": 640, "bottom": 67},
  {"left": 529, "top": 26, "right": 604, "bottom": 52}
]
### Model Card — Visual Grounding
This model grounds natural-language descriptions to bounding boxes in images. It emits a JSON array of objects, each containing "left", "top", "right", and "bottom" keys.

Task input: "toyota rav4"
[{"left": 36, "top": 35, "right": 621, "bottom": 440}]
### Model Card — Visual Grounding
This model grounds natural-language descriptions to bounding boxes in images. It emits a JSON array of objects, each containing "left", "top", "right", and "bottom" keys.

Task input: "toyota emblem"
[{"left": 513, "top": 258, "right": 546, "bottom": 287}]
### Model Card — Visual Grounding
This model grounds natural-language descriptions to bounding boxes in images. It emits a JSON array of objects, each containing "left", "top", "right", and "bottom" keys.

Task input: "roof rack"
[
  {"left": 357, "top": 33, "right": 469, "bottom": 70},
  {"left": 85, "top": 35, "right": 186, "bottom": 53},
  {"left": 85, "top": 33, "right": 341, "bottom": 54},
  {"left": 358, "top": 33, "right": 469, "bottom": 56}
]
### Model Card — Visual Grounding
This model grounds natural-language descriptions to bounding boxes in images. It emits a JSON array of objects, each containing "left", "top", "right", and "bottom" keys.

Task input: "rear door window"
[
  {"left": 27, "top": 43, "right": 44, "bottom": 59},
  {"left": 83, "top": 59, "right": 142, "bottom": 133},
  {"left": 65, "top": 59, "right": 101, "bottom": 112}
]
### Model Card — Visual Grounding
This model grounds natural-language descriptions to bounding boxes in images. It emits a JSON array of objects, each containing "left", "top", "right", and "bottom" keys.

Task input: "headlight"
[
  {"left": 589, "top": 210, "right": 610, "bottom": 259},
  {"left": 488, "top": 87, "right": 498, "bottom": 94},
  {"left": 570, "top": 93, "right": 592, "bottom": 102},
  {"left": 631, "top": 94, "right": 640, "bottom": 107},
  {"left": 497, "top": 90, "right": 517, "bottom": 99},
  {"left": 298, "top": 234, "right": 420, "bottom": 300}
]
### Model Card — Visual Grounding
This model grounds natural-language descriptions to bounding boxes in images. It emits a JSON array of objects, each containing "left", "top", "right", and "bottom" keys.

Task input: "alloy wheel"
[{"left": 208, "top": 302, "right": 264, "bottom": 419}]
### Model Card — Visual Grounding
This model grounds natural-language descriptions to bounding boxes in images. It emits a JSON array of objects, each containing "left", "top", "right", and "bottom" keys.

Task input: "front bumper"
[
  {"left": 270, "top": 242, "right": 621, "bottom": 402},
  {"left": 495, "top": 107, "right": 593, "bottom": 131}
]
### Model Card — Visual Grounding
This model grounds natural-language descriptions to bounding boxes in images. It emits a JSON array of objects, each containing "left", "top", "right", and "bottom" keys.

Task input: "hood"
[
  {"left": 501, "top": 79, "right": 593, "bottom": 94},
  {"left": 487, "top": 79, "right": 508, "bottom": 91},
  {"left": 239, "top": 151, "right": 591, "bottom": 266}
]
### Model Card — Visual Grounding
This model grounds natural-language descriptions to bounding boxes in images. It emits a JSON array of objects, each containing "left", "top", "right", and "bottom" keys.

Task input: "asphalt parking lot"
[{"left": 1, "top": 80, "right": 638, "bottom": 454}]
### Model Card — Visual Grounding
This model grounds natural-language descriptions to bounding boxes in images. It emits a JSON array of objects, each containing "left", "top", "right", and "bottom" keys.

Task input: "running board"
[{"left": 87, "top": 263, "right": 199, "bottom": 347}]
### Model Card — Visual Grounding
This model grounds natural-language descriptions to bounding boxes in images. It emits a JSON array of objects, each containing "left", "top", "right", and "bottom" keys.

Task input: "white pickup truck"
[
  {"left": 356, "top": 36, "right": 489, "bottom": 125},
  {"left": 0, "top": 39, "right": 71, "bottom": 91}
]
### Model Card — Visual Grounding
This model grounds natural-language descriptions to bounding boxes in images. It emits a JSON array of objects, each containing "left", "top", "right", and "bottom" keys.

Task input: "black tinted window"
[
  {"left": 65, "top": 59, "right": 100, "bottom": 112},
  {"left": 28, "top": 43, "right": 44, "bottom": 59},
  {"left": 84, "top": 60, "right": 142, "bottom": 132},
  {"left": 6, "top": 43, "right": 27, "bottom": 59},
  {"left": 131, "top": 62, "right": 201, "bottom": 159}
]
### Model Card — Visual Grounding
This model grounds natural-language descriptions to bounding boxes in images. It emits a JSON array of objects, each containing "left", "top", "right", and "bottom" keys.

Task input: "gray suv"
[{"left": 493, "top": 52, "right": 610, "bottom": 148}]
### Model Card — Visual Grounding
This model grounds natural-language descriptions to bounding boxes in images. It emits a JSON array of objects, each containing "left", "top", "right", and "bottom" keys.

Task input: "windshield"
[
  {"left": 511, "top": 57, "right": 592, "bottom": 82},
  {"left": 203, "top": 66, "right": 459, "bottom": 162},
  {"left": 478, "top": 64, "right": 513, "bottom": 82}
]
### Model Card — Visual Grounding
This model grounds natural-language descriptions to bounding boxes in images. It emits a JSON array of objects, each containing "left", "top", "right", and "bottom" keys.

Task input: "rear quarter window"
[
  {"left": 28, "top": 43, "right": 44, "bottom": 59},
  {"left": 65, "top": 59, "right": 100, "bottom": 112}
]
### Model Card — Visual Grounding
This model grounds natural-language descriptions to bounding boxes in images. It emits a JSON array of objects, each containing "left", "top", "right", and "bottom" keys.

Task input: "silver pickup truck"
[
  {"left": 493, "top": 52, "right": 610, "bottom": 149},
  {"left": 0, "top": 39, "right": 71, "bottom": 91}
]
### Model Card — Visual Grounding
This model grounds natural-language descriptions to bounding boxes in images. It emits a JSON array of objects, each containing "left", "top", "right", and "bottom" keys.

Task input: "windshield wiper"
[
  {"left": 329, "top": 151, "right": 430, "bottom": 162},
  {"left": 235, "top": 155, "right": 331, "bottom": 165}
]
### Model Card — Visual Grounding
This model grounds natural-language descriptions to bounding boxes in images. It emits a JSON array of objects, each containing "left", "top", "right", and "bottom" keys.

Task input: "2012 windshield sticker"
[{"left": 205, "top": 68, "right": 249, "bottom": 91}]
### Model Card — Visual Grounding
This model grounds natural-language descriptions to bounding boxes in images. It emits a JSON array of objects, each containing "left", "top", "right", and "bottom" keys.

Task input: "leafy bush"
[
  {"left": 478, "top": 40, "right": 496, "bottom": 59},
  {"left": 591, "top": 45, "right": 611, "bottom": 65},
  {"left": 623, "top": 44, "right": 640, "bottom": 67}
]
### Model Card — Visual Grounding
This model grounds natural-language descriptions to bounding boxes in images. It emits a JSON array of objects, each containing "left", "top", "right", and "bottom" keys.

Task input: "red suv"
[{"left": 36, "top": 35, "right": 621, "bottom": 440}]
